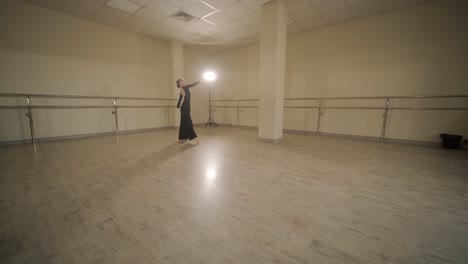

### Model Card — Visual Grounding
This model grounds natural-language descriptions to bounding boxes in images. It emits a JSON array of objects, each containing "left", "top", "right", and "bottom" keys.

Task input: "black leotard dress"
[{"left": 176, "top": 81, "right": 199, "bottom": 140}]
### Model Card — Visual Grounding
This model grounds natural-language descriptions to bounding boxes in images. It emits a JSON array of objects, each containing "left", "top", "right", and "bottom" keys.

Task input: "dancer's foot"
[
  {"left": 178, "top": 139, "right": 187, "bottom": 144},
  {"left": 192, "top": 138, "right": 199, "bottom": 145}
]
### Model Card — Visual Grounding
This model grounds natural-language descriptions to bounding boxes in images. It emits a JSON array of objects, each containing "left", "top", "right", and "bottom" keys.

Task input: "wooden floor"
[{"left": 0, "top": 127, "right": 467, "bottom": 264}]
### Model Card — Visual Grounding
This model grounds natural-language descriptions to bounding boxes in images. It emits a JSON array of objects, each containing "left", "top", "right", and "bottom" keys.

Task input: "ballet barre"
[{"left": 0, "top": 93, "right": 177, "bottom": 146}]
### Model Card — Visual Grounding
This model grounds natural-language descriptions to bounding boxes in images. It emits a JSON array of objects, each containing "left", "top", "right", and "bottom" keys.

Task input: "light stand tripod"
[{"left": 205, "top": 82, "right": 218, "bottom": 127}]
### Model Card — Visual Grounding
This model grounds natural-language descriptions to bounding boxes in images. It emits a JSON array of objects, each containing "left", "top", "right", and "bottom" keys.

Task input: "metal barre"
[
  {"left": 0, "top": 92, "right": 176, "bottom": 101},
  {"left": 210, "top": 99, "right": 258, "bottom": 101},
  {"left": 0, "top": 92, "right": 179, "bottom": 147},
  {"left": 284, "top": 98, "right": 319, "bottom": 100},
  {"left": 2, "top": 92, "right": 467, "bottom": 147},
  {"left": 0, "top": 105, "right": 170, "bottom": 109},
  {"left": 209, "top": 95, "right": 468, "bottom": 141},
  {"left": 321, "top": 95, "right": 468, "bottom": 100},
  {"left": 285, "top": 106, "right": 319, "bottom": 109},
  {"left": 321, "top": 106, "right": 468, "bottom": 110}
]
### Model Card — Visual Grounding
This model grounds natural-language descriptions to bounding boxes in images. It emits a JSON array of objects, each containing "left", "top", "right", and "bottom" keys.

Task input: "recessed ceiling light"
[{"left": 106, "top": 0, "right": 141, "bottom": 14}]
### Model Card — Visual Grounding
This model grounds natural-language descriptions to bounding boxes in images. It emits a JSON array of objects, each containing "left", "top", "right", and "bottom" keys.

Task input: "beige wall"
[
  {"left": 0, "top": 0, "right": 172, "bottom": 142},
  {"left": 200, "top": 0, "right": 468, "bottom": 143},
  {"left": 285, "top": 0, "right": 468, "bottom": 142}
]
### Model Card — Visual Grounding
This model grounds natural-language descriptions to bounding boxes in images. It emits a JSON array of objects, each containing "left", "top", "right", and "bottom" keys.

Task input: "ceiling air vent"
[{"left": 171, "top": 11, "right": 196, "bottom": 23}]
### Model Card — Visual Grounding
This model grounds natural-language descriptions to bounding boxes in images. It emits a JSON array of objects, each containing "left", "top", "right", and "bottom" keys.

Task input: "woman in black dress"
[{"left": 176, "top": 78, "right": 200, "bottom": 145}]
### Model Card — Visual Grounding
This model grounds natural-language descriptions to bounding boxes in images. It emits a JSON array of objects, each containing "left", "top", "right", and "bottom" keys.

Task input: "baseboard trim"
[
  {"left": 283, "top": 129, "right": 440, "bottom": 147},
  {"left": 208, "top": 123, "right": 258, "bottom": 129},
  {"left": 0, "top": 126, "right": 171, "bottom": 147},
  {"left": 202, "top": 125, "right": 440, "bottom": 147}
]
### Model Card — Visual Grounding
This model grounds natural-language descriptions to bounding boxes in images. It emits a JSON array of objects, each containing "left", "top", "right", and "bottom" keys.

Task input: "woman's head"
[{"left": 176, "top": 78, "right": 186, "bottom": 88}]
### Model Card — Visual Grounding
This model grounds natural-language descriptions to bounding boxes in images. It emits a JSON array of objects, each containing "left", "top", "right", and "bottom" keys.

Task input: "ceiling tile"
[
  {"left": 106, "top": 0, "right": 142, "bottom": 14},
  {"left": 292, "top": 10, "right": 325, "bottom": 30},
  {"left": 205, "top": 26, "right": 225, "bottom": 37},
  {"left": 192, "top": 31, "right": 218, "bottom": 42},
  {"left": 133, "top": 6, "right": 164, "bottom": 22},
  {"left": 287, "top": 22, "right": 303, "bottom": 35},
  {"left": 280, "top": 0, "right": 303, "bottom": 8},
  {"left": 232, "top": 28, "right": 257, "bottom": 38},
  {"left": 183, "top": 1, "right": 218, "bottom": 18},
  {"left": 146, "top": 0, "right": 180, "bottom": 15},
  {"left": 147, "top": 16, "right": 186, "bottom": 33},
  {"left": 121, "top": 14, "right": 155, "bottom": 29},
  {"left": 145, "top": 22, "right": 171, "bottom": 35},
  {"left": 179, "top": 18, "right": 214, "bottom": 34},
  {"left": 347, "top": 0, "right": 372, "bottom": 6},
  {"left": 222, "top": 19, "right": 245, "bottom": 32},
  {"left": 235, "top": 12, "right": 260, "bottom": 27},
  {"left": 169, "top": 0, "right": 198, "bottom": 8},
  {"left": 321, "top": 8, "right": 352, "bottom": 24},
  {"left": 287, "top": 0, "right": 313, "bottom": 15},
  {"left": 307, "top": 0, "right": 329, "bottom": 4},
  {"left": 289, "top": 6, "right": 320, "bottom": 21},
  {"left": 239, "top": 0, "right": 272, "bottom": 11},
  {"left": 350, "top": 0, "right": 382, "bottom": 18},
  {"left": 128, "top": 0, "right": 152, "bottom": 6},
  {"left": 312, "top": 0, "right": 348, "bottom": 15},
  {"left": 202, "top": 11, "right": 233, "bottom": 25},
  {"left": 249, "top": 23, "right": 261, "bottom": 32},
  {"left": 61, "top": 0, "right": 103, "bottom": 19},
  {"left": 93, "top": 5, "right": 131, "bottom": 26},
  {"left": 223, "top": 2, "right": 253, "bottom": 19},
  {"left": 22, "top": 0, "right": 65, "bottom": 11},
  {"left": 164, "top": 29, "right": 187, "bottom": 39},
  {"left": 200, "top": 0, "right": 236, "bottom": 9},
  {"left": 119, "top": 21, "right": 147, "bottom": 34},
  {"left": 382, "top": 0, "right": 411, "bottom": 12}
]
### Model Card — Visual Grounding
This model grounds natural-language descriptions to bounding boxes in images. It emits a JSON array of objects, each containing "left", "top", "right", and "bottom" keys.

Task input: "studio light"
[
  {"left": 203, "top": 71, "right": 216, "bottom": 82},
  {"left": 204, "top": 71, "right": 218, "bottom": 127}
]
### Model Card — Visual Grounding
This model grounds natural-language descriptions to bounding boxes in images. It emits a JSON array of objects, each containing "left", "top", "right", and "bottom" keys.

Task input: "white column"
[
  {"left": 258, "top": 0, "right": 287, "bottom": 143},
  {"left": 171, "top": 42, "right": 184, "bottom": 127}
]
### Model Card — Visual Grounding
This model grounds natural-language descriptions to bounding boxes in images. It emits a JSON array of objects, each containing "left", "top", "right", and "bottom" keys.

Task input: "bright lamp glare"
[
  {"left": 206, "top": 168, "right": 217, "bottom": 180},
  {"left": 203, "top": 71, "right": 216, "bottom": 81}
]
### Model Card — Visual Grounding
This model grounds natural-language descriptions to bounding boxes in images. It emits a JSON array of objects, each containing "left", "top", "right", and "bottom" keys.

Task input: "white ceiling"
[{"left": 21, "top": 0, "right": 432, "bottom": 47}]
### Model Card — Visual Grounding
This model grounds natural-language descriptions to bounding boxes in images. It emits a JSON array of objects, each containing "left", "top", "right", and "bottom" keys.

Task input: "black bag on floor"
[{"left": 439, "top": 134, "right": 463, "bottom": 149}]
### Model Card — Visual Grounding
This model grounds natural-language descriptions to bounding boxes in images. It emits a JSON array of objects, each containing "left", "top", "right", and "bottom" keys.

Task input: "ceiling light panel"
[
  {"left": 183, "top": 1, "right": 218, "bottom": 18},
  {"left": 202, "top": 11, "right": 232, "bottom": 25},
  {"left": 200, "top": 0, "right": 236, "bottom": 9}
]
